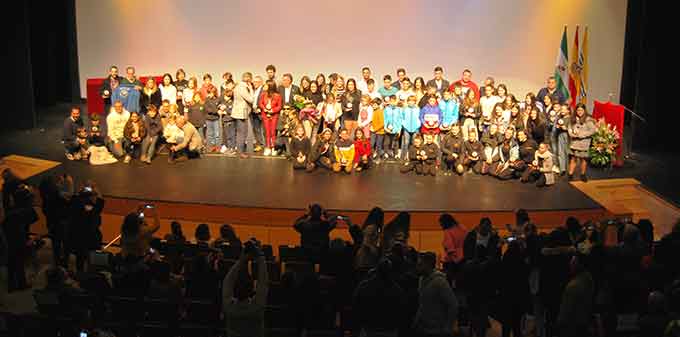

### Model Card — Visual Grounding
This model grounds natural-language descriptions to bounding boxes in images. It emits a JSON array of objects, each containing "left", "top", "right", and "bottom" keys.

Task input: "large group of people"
[
  {"left": 63, "top": 65, "right": 597, "bottom": 183},
  {"left": 2, "top": 169, "right": 680, "bottom": 336}
]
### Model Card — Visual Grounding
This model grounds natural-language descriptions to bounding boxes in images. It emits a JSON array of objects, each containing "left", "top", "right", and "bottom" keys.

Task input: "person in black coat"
[
  {"left": 99, "top": 66, "right": 120, "bottom": 112},
  {"left": 2, "top": 184, "right": 37, "bottom": 292},
  {"left": 293, "top": 204, "right": 336, "bottom": 263},
  {"left": 353, "top": 258, "right": 407, "bottom": 336},
  {"left": 498, "top": 239, "right": 530, "bottom": 337},
  {"left": 39, "top": 174, "right": 74, "bottom": 266},
  {"left": 65, "top": 183, "right": 104, "bottom": 272},
  {"left": 63, "top": 106, "right": 84, "bottom": 159}
]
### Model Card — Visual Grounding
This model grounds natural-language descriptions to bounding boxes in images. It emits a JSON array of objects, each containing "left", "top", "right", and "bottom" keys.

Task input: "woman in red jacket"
[
  {"left": 258, "top": 79, "right": 282, "bottom": 155},
  {"left": 353, "top": 128, "right": 371, "bottom": 172}
]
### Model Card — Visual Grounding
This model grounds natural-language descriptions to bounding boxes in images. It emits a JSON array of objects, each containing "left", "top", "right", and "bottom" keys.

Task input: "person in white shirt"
[
  {"left": 356, "top": 66, "right": 372, "bottom": 94},
  {"left": 182, "top": 77, "right": 198, "bottom": 108},
  {"left": 106, "top": 101, "right": 130, "bottom": 158},
  {"left": 396, "top": 78, "right": 414, "bottom": 104},
  {"left": 480, "top": 84, "right": 501, "bottom": 123},
  {"left": 365, "top": 79, "right": 382, "bottom": 100},
  {"left": 159, "top": 73, "right": 177, "bottom": 104},
  {"left": 249, "top": 75, "right": 265, "bottom": 153}
]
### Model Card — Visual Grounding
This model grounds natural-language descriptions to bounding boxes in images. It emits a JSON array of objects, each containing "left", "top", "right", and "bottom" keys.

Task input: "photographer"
[
  {"left": 223, "top": 238, "right": 268, "bottom": 337},
  {"left": 39, "top": 174, "right": 74, "bottom": 266},
  {"left": 293, "top": 204, "right": 336, "bottom": 263},
  {"left": 120, "top": 203, "right": 160, "bottom": 258},
  {"left": 2, "top": 184, "right": 37, "bottom": 292},
  {"left": 65, "top": 181, "right": 104, "bottom": 272}
]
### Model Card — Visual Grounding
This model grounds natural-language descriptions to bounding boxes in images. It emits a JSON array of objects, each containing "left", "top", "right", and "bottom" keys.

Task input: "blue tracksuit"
[
  {"left": 439, "top": 98, "right": 459, "bottom": 128},
  {"left": 112, "top": 83, "right": 141, "bottom": 113}
]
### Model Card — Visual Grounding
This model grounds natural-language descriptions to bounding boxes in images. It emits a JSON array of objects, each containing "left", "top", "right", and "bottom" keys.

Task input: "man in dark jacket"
[
  {"left": 2, "top": 184, "right": 38, "bottom": 292},
  {"left": 293, "top": 204, "right": 335, "bottom": 263},
  {"left": 353, "top": 258, "right": 407, "bottom": 336},
  {"left": 65, "top": 184, "right": 104, "bottom": 272},
  {"left": 99, "top": 65, "right": 120, "bottom": 112},
  {"left": 556, "top": 255, "right": 594, "bottom": 337},
  {"left": 63, "top": 106, "right": 84, "bottom": 160},
  {"left": 413, "top": 252, "right": 459, "bottom": 337}
]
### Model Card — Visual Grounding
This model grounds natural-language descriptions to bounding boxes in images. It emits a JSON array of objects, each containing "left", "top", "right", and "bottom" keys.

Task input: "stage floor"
[{"left": 55, "top": 155, "right": 601, "bottom": 212}]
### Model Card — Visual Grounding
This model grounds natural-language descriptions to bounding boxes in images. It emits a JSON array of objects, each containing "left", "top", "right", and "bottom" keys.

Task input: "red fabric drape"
[{"left": 592, "top": 100, "right": 624, "bottom": 167}]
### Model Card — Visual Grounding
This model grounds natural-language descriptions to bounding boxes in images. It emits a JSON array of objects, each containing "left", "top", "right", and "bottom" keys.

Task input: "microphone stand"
[{"left": 607, "top": 94, "right": 646, "bottom": 161}]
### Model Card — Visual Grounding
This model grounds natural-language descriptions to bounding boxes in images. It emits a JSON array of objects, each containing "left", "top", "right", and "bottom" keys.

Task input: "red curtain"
[{"left": 592, "top": 100, "right": 624, "bottom": 167}]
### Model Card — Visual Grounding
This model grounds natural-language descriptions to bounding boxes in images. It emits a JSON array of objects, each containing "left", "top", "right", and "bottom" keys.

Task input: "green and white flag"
[{"left": 554, "top": 27, "right": 570, "bottom": 101}]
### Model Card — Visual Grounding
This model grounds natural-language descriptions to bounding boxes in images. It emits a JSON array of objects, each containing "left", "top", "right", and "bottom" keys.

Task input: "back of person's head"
[
  {"left": 233, "top": 271, "right": 254, "bottom": 301},
  {"left": 566, "top": 216, "right": 581, "bottom": 233},
  {"left": 503, "top": 239, "right": 522, "bottom": 260},
  {"left": 121, "top": 213, "right": 142, "bottom": 238},
  {"left": 170, "top": 221, "right": 184, "bottom": 237},
  {"left": 439, "top": 213, "right": 458, "bottom": 230},
  {"left": 375, "top": 258, "right": 393, "bottom": 280},
  {"left": 364, "top": 207, "right": 385, "bottom": 230},
  {"left": 195, "top": 223, "right": 211, "bottom": 242},
  {"left": 637, "top": 219, "right": 654, "bottom": 243},
  {"left": 478, "top": 217, "right": 492, "bottom": 235},
  {"left": 219, "top": 223, "right": 238, "bottom": 242},
  {"left": 648, "top": 291, "right": 668, "bottom": 315},
  {"left": 623, "top": 223, "right": 641, "bottom": 245},
  {"left": 45, "top": 267, "right": 66, "bottom": 289},
  {"left": 516, "top": 208, "right": 530, "bottom": 226},
  {"left": 309, "top": 203, "right": 323, "bottom": 220},
  {"left": 418, "top": 252, "right": 437, "bottom": 272},
  {"left": 11, "top": 184, "right": 34, "bottom": 208}
]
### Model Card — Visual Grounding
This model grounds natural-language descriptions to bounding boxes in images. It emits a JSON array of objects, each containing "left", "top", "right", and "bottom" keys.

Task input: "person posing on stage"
[
  {"left": 481, "top": 123, "right": 502, "bottom": 174},
  {"left": 401, "top": 95, "right": 421, "bottom": 160},
  {"left": 333, "top": 128, "right": 356, "bottom": 174},
  {"left": 169, "top": 116, "right": 203, "bottom": 163},
  {"left": 140, "top": 78, "right": 161, "bottom": 115},
  {"left": 461, "top": 89, "right": 481, "bottom": 141},
  {"left": 441, "top": 124, "right": 465, "bottom": 175},
  {"left": 420, "top": 133, "right": 440, "bottom": 176},
  {"left": 290, "top": 125, "right": 311, "bottom": 170},
  {"left": 488, "top": 127, "right": 520, "bottom": 180},
  {"left": 369, "top": 98, "right": 385, "bottom": 160},
  {"left": 341, "top": 78, "right": 361, "bottom": 132},
  {"left": 122, "top": 111, "right": 146, "bottom": 164},
  {"left": 438, "top": 89, "right": 460, "bottom": 137},
  {"left": 400, "top": 133, "right": 424, "bottom": 174},
  {"left": 317, "top": 93, "right": 341, "bottom": 133},
  {"left": 204, "top": 87, "right": 221, "bottom": 153},
  {"left": 514, "top": 129, "right": 539, "bottom": 179},
  {"left": 554, "top": 104, "right": 572, "bottom": 176},
  {"left": 462, "top": 127, "right": 485, "bottom": 174},
  {"left": 521, "top": 142, "right": 555, "bottom": 187},
  {"left": 353, "top": 128, "right": 371, "bottom": 172},
  {"left": 100, "top": 65, "right": 119, "bottom": 113},
  {"left": 357, "top": 95, "right": 373, "bottom": 141},
  {"left": 63, "top": 106, "right": 84, "bottom": 160},
  {"left": 140, "top": 104, "right": 162, "bottom": 164},
  {"left": 306, "top": 128, "right": 336, "bottom": 172},
  {"left": 383, "top": 95, "right": 402, "bottom": 160},
  {"left": 258, "top": 79, "right": 282, "bottom": 156},
  {"left": 233, "top": 72, "right": 255, "bottom": 158},
  {"left": 568, "top": 103, "right": 596, "bottom": 182}
]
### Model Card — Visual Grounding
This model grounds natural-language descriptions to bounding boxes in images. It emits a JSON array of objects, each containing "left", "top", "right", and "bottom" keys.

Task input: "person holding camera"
[
  {"left": 120, "top": 203, "right": 160, "bottom": 258},
  {"left": 39, "top": 174, "right": 74, "bottom": 267},
  {"left": 65, "top": 182, "right": 105, "bottom": 272},
  {"left": 293, "top": 204, "right": 336, "bottom": 263},
  {"left": 222, "top": 238, "right": 268, "bottom": 337}
]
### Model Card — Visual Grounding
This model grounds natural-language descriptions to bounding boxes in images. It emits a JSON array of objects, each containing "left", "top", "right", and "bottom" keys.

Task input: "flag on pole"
[
  {"left": 555, "top": 26, "right": 570, "bottom": 103},
  {"left": 579, "top": 26, "right": 588, "bottom": 105},
  {"left": 569, "top": 26, "right": 580, "bottom": 109}
]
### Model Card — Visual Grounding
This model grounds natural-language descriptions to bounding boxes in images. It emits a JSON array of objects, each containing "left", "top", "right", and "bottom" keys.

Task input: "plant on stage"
[{"left": 589, "top": 118, "right": 620, "bottom": 167}]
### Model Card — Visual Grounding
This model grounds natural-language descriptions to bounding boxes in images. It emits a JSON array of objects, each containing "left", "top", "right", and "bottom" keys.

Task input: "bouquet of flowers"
[{"left": 589, "top": 118, "right": 620, "bottom": 167}]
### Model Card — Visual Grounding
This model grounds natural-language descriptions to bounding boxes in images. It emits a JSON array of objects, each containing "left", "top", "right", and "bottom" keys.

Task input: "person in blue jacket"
[
  {"left": 420, "top": 95, "right": 442, "bottom": 137},
  {"left": 439, "top": 90, "right": 460, "bottom": 138},
  {"left": 382, "top": 95, "right": 402, "bottom": 159},
  {"left": 400, "top": 95, "right": 421, "bottom": 161}
]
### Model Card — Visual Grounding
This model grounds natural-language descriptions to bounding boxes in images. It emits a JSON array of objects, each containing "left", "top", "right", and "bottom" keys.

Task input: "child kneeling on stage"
[
  {"left": 520, "top": 142, "right": 555, "bottom": 187},
  {"left": 333, "top": 128, "right": 355, "bottom": 174},
  {"left": 400, "top": 133, "right": 439, "bottom": 176},
  {"left": 462, "top": 127, "right": 485, "bottom": 174},
  {"left": 290, "top": 125, "right": 311, "bottom": 169},
  {"left": 353, "top": 128, "right": 371, "bottom": 172},
  {"left": 306, "top": 128, "right": 336, "bottom": 172},
  {"left": 441, "top": 124, "right": 465, "bottom": 175}
]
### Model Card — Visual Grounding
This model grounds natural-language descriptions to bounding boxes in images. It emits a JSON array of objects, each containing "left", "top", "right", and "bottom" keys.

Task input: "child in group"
[
  {"left": 353, "top": 128, "right": 371, "bottom": 172},
  {"left": 306, "top": 128, "right": 336, "bottom": 172},
  {"left": 290, "top": 125, "right": 311, "bottom": 170},
  {"left": 88, "top": 114, "right": 107, "bottom": 147},
  {"left": 438, "top": 90, "right": 460, "bottom": 137},
  {"left": 199, "top": 73, "right": 216, "bottom": 101},
  {"left": 491, "top": 103, "right": 508, "bottom": 134},
  {"left": 481, "top": 123, "right": 502, "bottom": 174},
  {"left": 299, "top": 99, "right": 319, "bottom": 145},
  {"left": 163, "top": 115, "right": 184, "bottom": 148},
  {"left": 396, "top": 78, "right": 414, "bottom": 104},
  {"left": 554, "top": 105, "right": 571, "bottom": 175},
  {"left": 520, "top": 142, "right": 555, "bottom": 187},
  {"left": 73, "top": 127, "right": 90, "bottom": 161},
  {"left": 462, "top": 127, "right": 485, "bottom": 174},
  {"left": 400, "top": 134, "right": 423, "bottom": 174},
  {"left": 401, "top": 95, "right": 421, "bottom": 160},
  {"left": 488, "top": 127, "right": 519, "bottom": 180},
  {"left": 182, "top": 77, "right": 198, "bottom": 108},
  {"left": 461, "top": 89, "right": 481, "bottom": 141},
  {"left": 365, "top": 79, "right": 382, "bottom": 100},
  {"left": 441, "top": 124, "right": 465, "bottom": 175},
  {"left": 317, "top": 93, "right": 341, "bottom": 133},
  {"left": 333, "top": 128, "right": 355, "bottom": 174},
  {"left": 204, "top": 87, "right": 221, "bottom": 152},
  {"left": 378, "top": 75, "right": 399, "bottom": 98},
  {"left": 420, "top": 133, "right": 440, "bottom": 176},
  {"left": 508, "top": 104, "right": 525, "bottom": 133},
  {"left": 185, "top": 92, "right": 206, "bottom": 140},
  {"left": 480, "top": 84, "right": 501, "bottom": 132},
  {"left": 568, "top": 103, "right": 596, "bottom": 182},
  {"left": 369, "top": 98, "right": 385, "bottom": 160},
  {"left": 452, "top": 83, "right": 465, "bottom": 104},
  {"left": 514, "top": 130, "right": 539, "bottom": 179},
  {"left": 220, "top": 72, "right": 234, "bottom": 97},
  {"left": 357, "top": 95, "right": 374, "bottom": 140},
  {"left": 419, "top": 95, "right": 442, "bottom": 137},
  {"left": 122, "top": 111, "right": 147, "bottom": 164},
  {"left": 383, "top": 95, "right": 403, "bottom": 159},
  {"left": 277, "top": 105, "right": 301, "bottom": 157},
  {"left": 218, "top": 86, "right": 235, "bottom": 155}
]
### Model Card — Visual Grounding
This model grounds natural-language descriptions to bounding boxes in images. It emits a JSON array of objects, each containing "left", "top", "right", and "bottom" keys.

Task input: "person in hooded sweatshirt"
[
  {"left": 480, "top": 123, "right": 503, "bottom": 174},
  {"left": 333, "top": 128, "right": 356, "bottom": 174},
  {"left": 419, "top": 95, "right": 442, "bottom": 137},
  {"left": 521, "top": 142, "right": 555, "bottom": 187},
  {"left": 462, "top": 127, "right": 485, "bottom": 174},
  {"left": 141, "top": 104, "right": 163, "bottom": 164},
  {"left": 441, "top": 123, "right": 465, "bottom": 175},
  {"left": 438, "top": 89, "right": 460, "bottom": 138},
  {"left": 400, "top": 95, "right": 421, "bottom": 160},
  {"left": 306, "top": 128, "right": 336, "bottom": 172},
  {"left": 383, "top": 95, "right": 403, "bottom": 159},
  {"left": 289, "top": 125, "right": 311, "bottom": 170},
  {"left": 413, "top": 252, "right": 459, "bottom": 337}
]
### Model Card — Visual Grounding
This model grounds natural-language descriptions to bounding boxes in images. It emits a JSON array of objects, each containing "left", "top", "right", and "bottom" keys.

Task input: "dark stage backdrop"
[{"left": 7, "top": 0, "right": 80, "bottom": 130}]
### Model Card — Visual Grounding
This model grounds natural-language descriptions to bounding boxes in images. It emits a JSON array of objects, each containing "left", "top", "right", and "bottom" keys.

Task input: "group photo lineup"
[{"left": 3, "top": 1, "right": 674, "bottom": 337}]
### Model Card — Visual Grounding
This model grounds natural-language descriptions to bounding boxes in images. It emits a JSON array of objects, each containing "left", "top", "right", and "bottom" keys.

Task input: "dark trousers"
[
  {"left": 250, "top": 113, "right": 264, "bottom": 147},
  {"left": 235, "top": 118, "right": 249, "bottom": 153},
  {"left": 123, "top": 139, "right": 142, "bottom": 158},
  {"left": 384, "top": 133, "right": 397, "bottom": 156},
  {"left": 7, "top": 248, "right": 27, "bottom": 291},
  {"left": 521, "top": 167, "right": 547, "bottom": 187}
]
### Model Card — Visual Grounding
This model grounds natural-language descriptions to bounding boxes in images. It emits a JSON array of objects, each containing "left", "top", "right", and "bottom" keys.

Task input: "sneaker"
[
  {"left": 140, "top": 155, "right": 147, "bottom": 162},
  {"left": 372, "top": 153, "right": 378, "bottom": 159},
  {"left": 383, "top": 153, "right": 389, "bottom": 160},
  {"left": 123, "top": 155, "right": 131, "bottom": 164},
  {"left": 220, "top": 145, "right": 228, "bottom": 154},
  {"left": 65, "top": 153, "right": 74, "bottom": 161},
  {"left": 227, "top": 149, "right": 237, "bottom": 156},
  {"left": 263, "top": 148, "right": 271, "bottom": 156},
  {"left": 254, "top": 145, "right": 264, "bottom": 152},
  {"left": 581, "top": 174, "right": 588, "bottom": 182},
  {"left": 395, "top": 152, "right": 401, "bottom": 160},
  {"left": 271, "top": 149, "right": 279, "bottom": 156}
]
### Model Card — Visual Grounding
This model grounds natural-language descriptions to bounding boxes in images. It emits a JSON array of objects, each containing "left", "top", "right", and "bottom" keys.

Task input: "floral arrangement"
[{"left": 589, "top": 118, "right": 620, "bottom": 167}]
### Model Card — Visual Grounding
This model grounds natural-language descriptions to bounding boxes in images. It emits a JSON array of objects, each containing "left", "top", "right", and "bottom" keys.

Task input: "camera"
[
  {"left": 507, "top": 236, "right": 517, "bottom": 242},
  {"left": 243, "top": 238, "right": 259, "bottom": 256},
  {"left": 82, "top": 186, "right": 93, "bottom": 193}
]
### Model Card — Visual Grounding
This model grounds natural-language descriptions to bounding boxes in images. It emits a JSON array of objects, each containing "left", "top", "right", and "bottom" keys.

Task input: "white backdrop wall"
[{"left": 76, "top": 0, "right": 627, "bottom": 106}]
